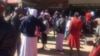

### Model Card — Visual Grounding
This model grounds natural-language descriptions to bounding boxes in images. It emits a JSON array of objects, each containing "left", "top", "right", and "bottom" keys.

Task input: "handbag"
[{"left": 35, "top": 26, "right": 40, "bottom": 36}]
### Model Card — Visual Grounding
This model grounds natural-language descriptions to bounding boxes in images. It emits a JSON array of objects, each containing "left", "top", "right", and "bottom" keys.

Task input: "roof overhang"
[{"left": 69, "top": 0, "right": 100, "bottom": 4}]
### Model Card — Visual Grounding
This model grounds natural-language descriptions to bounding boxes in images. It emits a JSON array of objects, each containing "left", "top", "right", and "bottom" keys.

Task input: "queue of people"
[{"left": 0, "top": 1, "right": 100, "bottom": 56}]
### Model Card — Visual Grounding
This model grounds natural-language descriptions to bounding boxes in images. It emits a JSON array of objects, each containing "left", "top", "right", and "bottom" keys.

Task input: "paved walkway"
[{"left": 15, "top": 31, "right": 94, "bottom": 56}]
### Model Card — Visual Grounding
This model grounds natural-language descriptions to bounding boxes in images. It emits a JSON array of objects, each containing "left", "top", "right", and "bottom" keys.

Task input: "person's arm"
[{"left": 68, "top": 20, "right": 73, "bottom": 33}]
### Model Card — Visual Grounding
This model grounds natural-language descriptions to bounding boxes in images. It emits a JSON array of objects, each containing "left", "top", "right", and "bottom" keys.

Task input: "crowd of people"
[{"left": 0, "top": 1, "right": 100, "bottom": 56}]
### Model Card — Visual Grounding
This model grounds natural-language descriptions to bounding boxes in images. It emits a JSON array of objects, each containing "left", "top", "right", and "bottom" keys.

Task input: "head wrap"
[{"left": 28, "top": 8, "right": 37, "bottom": 18}]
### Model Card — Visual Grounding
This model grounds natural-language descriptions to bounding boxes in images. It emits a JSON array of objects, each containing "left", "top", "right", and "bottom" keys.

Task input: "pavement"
[{"left": 15, "top": 31, "right": 94, "bottom": 56}]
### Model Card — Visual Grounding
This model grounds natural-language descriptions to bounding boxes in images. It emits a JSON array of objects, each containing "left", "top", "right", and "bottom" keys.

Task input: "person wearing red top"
[
  {"left": 85, "top": 10, "right": 92, "bottom": 33},
  {"left": 89, "top": 45, "right": 100, "bottom": 56},
  {"left": 68, "top": 12, "right": 83, "bottom": 56},
  {"left": 85, "top": 10, "right": 91, "bottom": 22}
]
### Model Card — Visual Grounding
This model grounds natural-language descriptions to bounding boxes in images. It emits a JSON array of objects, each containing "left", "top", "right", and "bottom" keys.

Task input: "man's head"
[
  {"left": 74, "top": 12, "right": 80, "bottom": 17},
  {"left": 0, "top": 1, "right": 5, "bottom": 16}
]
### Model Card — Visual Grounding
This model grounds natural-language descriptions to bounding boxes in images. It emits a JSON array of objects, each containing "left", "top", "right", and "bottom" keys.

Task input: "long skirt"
[
  {"left": 20, "top": 34, "right": 37, "bottom": 56},
  {"left": 68, "top": 34, "right": 80, "bottom": 48},
  {"left": 56, "top": 33, "right": 64, "bottom": 51}
]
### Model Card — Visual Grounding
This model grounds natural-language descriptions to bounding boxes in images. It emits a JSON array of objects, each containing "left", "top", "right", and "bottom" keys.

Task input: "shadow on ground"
[
  {"left": 38, "top": 31, "right": 93, "bottom": 56},
  {"left": 38, "top": 48, "right": 89, "bottom": 56}
]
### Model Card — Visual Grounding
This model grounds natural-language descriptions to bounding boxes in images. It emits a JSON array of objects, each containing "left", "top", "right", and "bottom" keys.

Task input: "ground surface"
[{"left": 15, "top": 31, "right": 94, "bottom": 56}]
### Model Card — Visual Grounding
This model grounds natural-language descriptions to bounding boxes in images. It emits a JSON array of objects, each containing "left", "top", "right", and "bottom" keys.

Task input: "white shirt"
[
  {"left": 43, "top": 20, "right": 49, "bottom": 34},
  {"left": 66, "top": 20, "right": 71, "bottom": 31}
]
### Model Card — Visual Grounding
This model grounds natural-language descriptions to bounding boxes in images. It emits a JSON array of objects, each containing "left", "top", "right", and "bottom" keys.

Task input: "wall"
[
  {"left": 23, "top": 0, "right": 68, "bottom": 10},
  {"left": 69, "top": 0, "right": 100, "bottom": 4}
]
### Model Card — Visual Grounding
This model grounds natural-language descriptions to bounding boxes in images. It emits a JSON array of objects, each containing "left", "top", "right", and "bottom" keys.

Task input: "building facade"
[
  {"left": 5, "top": 0, "right": 100, "bottom": 16},
  {"left": 6, "top": 0, "right": 100, "bottom": 10},
  {"left": 68, "top": 0, "right": 100, "bottom": 10},
  {"left": 22, "top": 0, "right": 68, "bottom": 10},
  {"left": 6, "top": 0, "right": 68, "bottom": 10},
  {"left": 68, "top": 0, "right": 100, "bottom": 16}
]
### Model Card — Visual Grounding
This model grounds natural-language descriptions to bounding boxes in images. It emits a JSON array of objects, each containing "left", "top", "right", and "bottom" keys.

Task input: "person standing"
[
  {"left": 41, "top": 17, "right": 49, "bottom": 49},
  {"left": 0, "top": 1, "right": 17, "bottom": 56},
  {"left": 85, "top": 10, "right": 92, "bottom": 33},
  {"left": 19, "top": 8, "right": 46, "bottom": 56},
  {"left": 52, "top": 10, "right": 59, "bottom": 37},
  {"left": 68, "top": 12, "right": 83, "bottom": 56},
  {"left": 10, "top": 7, "right": 22, "bottom": 56},
  {"left": 37, "top": 10, "right": 45, "bottom": 43},
  {"left": 56, "top": 14, "right": 66, "bottom": 51},
  {"left": 89, "top": 19, "right": 100, "bottom": 56},
  {"left": 44, "top": 9, "right": 52, "bottom": 28}
]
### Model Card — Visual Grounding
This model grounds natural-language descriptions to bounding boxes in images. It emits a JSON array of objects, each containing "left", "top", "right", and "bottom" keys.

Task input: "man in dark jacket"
[
  {"left": 10, "top": 7, "right": 22, "bottom": 56},
  {"left": 0, "top": 1, "right": 17, "bottom": 56},
  {"left": 55, "top": 14, "right": 66, "bottom": 51}
]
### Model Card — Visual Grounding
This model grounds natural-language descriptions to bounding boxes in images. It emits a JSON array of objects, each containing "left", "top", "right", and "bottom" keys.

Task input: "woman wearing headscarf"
[
  {"left": 10, "top": 7, "right": 22, "bottom": 56},
  {"left": 19, "top": 8, "right": 46, "bottom": 56},
  {"left": 68, "top": 12, "right": 83, "bottom": 56},
  {"left": 56, "top": 14, "right": 66, "bottom": 51}
]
